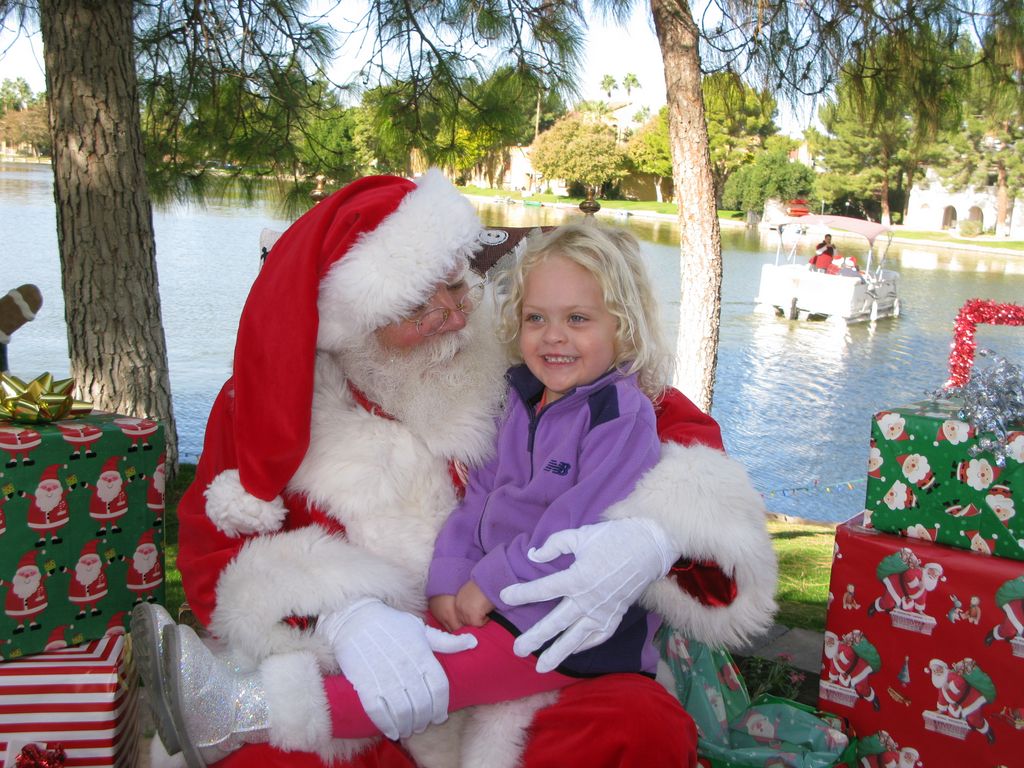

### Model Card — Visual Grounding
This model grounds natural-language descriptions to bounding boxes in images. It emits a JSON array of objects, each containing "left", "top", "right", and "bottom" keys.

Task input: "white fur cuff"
[
  {"left": 262, "top": 651, "right": 333, "bottom": 752},
  {"left": 205, "top": 469, "right": 288, "bottom": 536}
]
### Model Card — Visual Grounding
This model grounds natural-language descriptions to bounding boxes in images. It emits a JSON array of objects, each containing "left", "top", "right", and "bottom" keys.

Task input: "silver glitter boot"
[
  {"left": 164, "top": 622, "right": 271, "bottom": 768},
  {"left": 131, "top": 603, "right": 181, "bottom": 754}
]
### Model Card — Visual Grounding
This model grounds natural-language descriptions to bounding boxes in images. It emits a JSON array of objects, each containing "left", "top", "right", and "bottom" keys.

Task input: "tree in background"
[
  {"left": 600, "top": 74, "right": 617, "bottom": 99},
  {"left": 0, "top": 78, "right": 48, "bottom": 155},
  {"left": 721, "top": 136, "right": 815, "bottom": 214},
  {"left": 530, "top": 113, "right": 628, "bottom": 196},
  {"left": 622, "top": 72, "right": 640, "bottom": 98},
  {"left": 702, "top": 72, "right": 778, "bottom": 205},
  {"left": 937, "top": 39, "right": 1024, "bottom": 236},
  {"left": 626, "top": 106, "right": 673, "bottom": 202}
]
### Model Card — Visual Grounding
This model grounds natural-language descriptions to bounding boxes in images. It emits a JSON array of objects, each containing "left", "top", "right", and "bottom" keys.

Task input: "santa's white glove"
[
  {"left": 499, "top": 517, "right": 677, "bottom": 673},
  {"left": 315, "top": 598, "right": 477, "bottom": 740}
]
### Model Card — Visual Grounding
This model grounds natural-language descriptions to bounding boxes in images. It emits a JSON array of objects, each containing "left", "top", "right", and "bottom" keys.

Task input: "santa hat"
[
  {"left": 136, "top": 529, "right": 155, "bottom": 548},
  {"left": 105, "top": 612, "right": 127, "bottom": 636},
  {"left": 45, "top": 626, "right": 68, "bottom": 651},
  {"left": 38, "top": 465, "right": 60, "bottom": 484},
  {"left": 79, "top": 539, "right": 99, "bottom": 559},
  {"left": 16, "top": 551, "right": 38, "bottom": 571},
  {"left": 964, "top": 530, "right": 997, "bottom": 555},
  {"left": 101, "top": 456, "right": 121, "bottom": 475},
  {"left": 204, "top": 170, "right": 482, "bottom": 536}
]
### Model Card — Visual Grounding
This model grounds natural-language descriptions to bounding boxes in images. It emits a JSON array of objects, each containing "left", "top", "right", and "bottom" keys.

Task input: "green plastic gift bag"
[{"left": 657, "top": 626, "right": 857, "bottom": 767}]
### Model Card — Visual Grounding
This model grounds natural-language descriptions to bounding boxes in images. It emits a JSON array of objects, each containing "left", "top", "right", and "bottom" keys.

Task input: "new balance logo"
[{"left": 544, "top": 460, "right": 571, "bottom": 476}]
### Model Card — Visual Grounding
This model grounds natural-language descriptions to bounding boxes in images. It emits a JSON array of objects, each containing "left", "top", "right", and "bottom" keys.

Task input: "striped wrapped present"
[{"left": 0, "top": 632, "right": 139, "bottom": 767}]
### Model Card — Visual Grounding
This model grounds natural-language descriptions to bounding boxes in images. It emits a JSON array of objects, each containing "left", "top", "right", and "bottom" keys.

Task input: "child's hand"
[
  {"left": 454, "top": 581, "right": 493, "bottom": 627},
  {"left": 428, "top": 594, "right": 461, "bottom": 633}
]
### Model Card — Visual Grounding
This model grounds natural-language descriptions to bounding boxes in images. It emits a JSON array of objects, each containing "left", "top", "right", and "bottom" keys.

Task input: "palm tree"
[
  {"left": 622, "top": 72, "right": 640, "bottom": 98},
  {"left": 600, "top": 74, "right": 617, "bottom": 99}
]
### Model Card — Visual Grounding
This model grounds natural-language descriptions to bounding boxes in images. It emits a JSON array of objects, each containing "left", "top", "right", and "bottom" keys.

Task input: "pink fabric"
[{"left": 324, "top": 616, "right": 574, "bottom": 738}]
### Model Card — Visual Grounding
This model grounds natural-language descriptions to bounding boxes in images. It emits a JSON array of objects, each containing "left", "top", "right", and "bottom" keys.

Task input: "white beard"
[
  {"left": 13, "top": 570, "right": 41, "bottom": 599},
  {"left": 75, "top": 559, "right": 102, "bottom": 587},
  {"left": 326, "top": 304, "right": 508, "bottom": 467},
  {"left": 35, "top": 484, "right": 63, "bottom": 512},
  {"left": 153, "top": 467, "right": 166, "bottom": 493},
  {"left": 133, "top": 548, "right": 159, "bottom": 575},
  {"left": 96, "top": 475, "right": 123, "bottom": 503}
]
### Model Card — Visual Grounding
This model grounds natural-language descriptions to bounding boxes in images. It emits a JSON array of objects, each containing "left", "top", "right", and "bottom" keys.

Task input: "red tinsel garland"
[
  {"left": 14, "top": 743, "right": 66, "bottom": 768},
  {"left": 945, "top": 299, "right": 1024, "bottom": 389}
]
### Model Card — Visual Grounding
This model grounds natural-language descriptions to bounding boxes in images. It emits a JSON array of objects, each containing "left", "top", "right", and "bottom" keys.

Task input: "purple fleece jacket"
[{"left": 426, "top": 364, "right": 663, "bottom": 676}]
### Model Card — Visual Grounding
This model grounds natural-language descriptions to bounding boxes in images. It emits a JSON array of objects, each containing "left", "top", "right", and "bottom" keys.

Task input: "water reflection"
[{"left": 3, "top": 166, "right": 1022, "bottom": 523}]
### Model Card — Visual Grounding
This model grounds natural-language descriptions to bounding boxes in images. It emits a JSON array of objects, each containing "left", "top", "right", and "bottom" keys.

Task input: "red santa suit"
[
  {"left": 90, "top": 456, "right": 129, "bottom": 533},
  {"left": 67, "top": 539, "right": 108, "bottom": 616},
  {"left": 56, "top": 420, "right": 103, "bottom": 459},
  {"left": 126, "top": 530, "right": 163, "bottom": 602},
  {"left": 823, "top": 631, "right": 879, "bottom": 707},
  {"left": 173, "top": 172, "right": 777, "bottom": 768},
  {"left": 148, "top": 454, "right": 166, "bottom": 523},
  {"left": 3, "top": 551, "right": 48, "bottom": 630},
  {"left": 25, "top": 464, "right": 70, "bottom": 544},
  {"left": 0, "top": 425, "right": 41, "bottom": 466}
]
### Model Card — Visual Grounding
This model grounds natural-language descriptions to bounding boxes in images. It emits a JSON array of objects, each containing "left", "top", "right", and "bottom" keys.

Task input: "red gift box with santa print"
[
  {"left": 863, "top": 398, "right": 1024, "bottom": 561},
  {"left": 819, "top": 516, "right": 1024, "bottom": 767},
  {"left": 0, "top": 412, "right": 165, "bottom": 659},
  {"left": 0, "top": 630, "right": 139, "bottom": 766}
]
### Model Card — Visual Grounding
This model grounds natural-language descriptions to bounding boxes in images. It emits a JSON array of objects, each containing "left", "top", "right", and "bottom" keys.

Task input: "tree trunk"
[
  {"left": 39, "top": 0, "right": 178, "bottom": 472},
  {"left": 650, "top": 0, "right": 721, "bottom": 413},
  {"left": 654, "top": 177, "right": 664, "bottom": 204}
]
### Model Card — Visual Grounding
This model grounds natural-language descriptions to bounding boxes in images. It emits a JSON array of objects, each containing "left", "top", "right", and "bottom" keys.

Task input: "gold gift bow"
[{"left": 1, "top": 372, "right": 93, "bottom": 423}]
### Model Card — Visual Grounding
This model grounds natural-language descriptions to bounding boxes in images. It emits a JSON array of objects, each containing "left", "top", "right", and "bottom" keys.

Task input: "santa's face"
[
  {"left": 941, "top": 420, "right": 970, "bottom": 445},
  {"left": 922, "top": 565, "right": 943, "bottom": 590},
  {"left": 35, "top": 479, "right": 64, "bottom": 511},
  {"left": 900, "top": 454, "right": 930, "bottom": 484},
  {"left": 878, "top": 413, "right": 906, "bottom": 441},
  {"left": 960, "top": 458, "right": 995, "bottom": 491},
  {"left": 75, "top": 554, "right": 102, "bottom": 585},
  {"left": 926, "top": 659, "right": 948, "bottom": 687},
  {"left": 376, "top": 270, "right": 472, "bottom": 352},
  {"left": 133, "top": 544, "right": 159, "bottom": 574},
  {"left": 867, "top": 443, "right": 883, "bottom": 475},
  {"left": 12, "top": 566, "right": 41, "bottom": 598},
  {"left": 986, "top": 491, "right": 1015, "bottom": 522},
  {"left": 884, "top": 481, "right": 914, "bottom": 510},
  {"left": 153, "top": 463, "right": 166, "bottom": 493},
  {"left": 96, "top": 471, "right": 123, "bottom": 502},
  {"left": 745, "top": 713, "right": 775, "bottom": 739},
  {"left": 1008, "top": 432, "right": 1024, "bottom": 463},
  {"left": 899, "top": 748, "right": 920, "bottom": 768}
]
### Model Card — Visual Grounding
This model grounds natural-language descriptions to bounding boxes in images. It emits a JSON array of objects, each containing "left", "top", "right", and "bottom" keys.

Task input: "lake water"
[{"left": 3, "top": 161, "right": 1023, "bottom": 524}]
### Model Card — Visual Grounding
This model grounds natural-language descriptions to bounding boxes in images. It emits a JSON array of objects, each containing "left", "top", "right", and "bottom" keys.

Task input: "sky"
[{"left": 0, "top": 7, "right": 807, "bottom": 135}]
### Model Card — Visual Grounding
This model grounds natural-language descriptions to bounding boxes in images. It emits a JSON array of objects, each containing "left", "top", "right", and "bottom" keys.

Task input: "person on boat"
[
  {"left": 810, "top": 234, "right": 835, "bottom": 272},
  {"left": 133, "top": 171, "right": 777, "bottom": 768},
  {"left": 832, "top": 251, "right": 860, "bottom": 276}
]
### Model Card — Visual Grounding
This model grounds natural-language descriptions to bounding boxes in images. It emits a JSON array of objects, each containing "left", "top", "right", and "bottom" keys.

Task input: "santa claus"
[
  {"left": 925, "top": 657, "right": 996, "bottom": 742},
  {"left": 64, "top": 539, "right": 109, "bottom": 619},
  {"left": 869, "top": 549, "right": 944, "bottom": 616},
  {"left": 56, "top": 420, "right": 103, "bottom": 460},
  {"left": 113, "top": 416, "right": 159, "bottom": 452},
  {"left": 0, "top": 425, "right": 41, "bottom": 467},
  {"left": 822, "top": 629, "right": 880, "bottom": 710},
  {"left": 2, "top": 550, "right": 49, "bottom": 632},
  {"left": 125, "top": 529, "right": 163, "bottom": 604},
  {"left": 89, "top": 456, "right": 129, "bottom": 535},
  {"left": 148, "top": 454, "right": 167, "bottom": 525},
  {"left": 22, "top": 464, "right": 71, "bottom": 546},
  {"left": 133, "top": 171, "right": 777, "bottom": 768},
  {"left": 985, "top": 575, "right": 1024, "bottom": 646}
]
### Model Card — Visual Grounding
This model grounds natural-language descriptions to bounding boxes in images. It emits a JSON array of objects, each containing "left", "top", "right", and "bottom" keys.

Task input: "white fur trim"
[
  {"left": 262, "top": 651, "right": 334, "bottom": 752},
  {"left": 605, "top": 442, "right": 778, "bottom": 649},
  {"left": 211, "top": 525, "right": 423, "bottom": 667},
  {"left": 460, "top": 693, "right": 558, "bottom": 768},
  {"left": 403, "top": 713, "right": 467, "bottom": 768},
  {"left": 204, "top": 470, "right": 288, "bottom": 537},
  {"left": 316, "top": 169, "right": 482, "bottom": 349}
]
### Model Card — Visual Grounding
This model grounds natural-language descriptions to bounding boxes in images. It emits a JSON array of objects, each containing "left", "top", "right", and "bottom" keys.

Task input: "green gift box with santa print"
[
  {"left": 0, "top": 411, "right": 165, "bottom": 659},
  {"left": 862, "top": 399, "right": 1024, "bottom": 561}
]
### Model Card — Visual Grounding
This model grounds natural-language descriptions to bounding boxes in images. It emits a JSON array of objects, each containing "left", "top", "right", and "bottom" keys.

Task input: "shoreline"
[{"left": 478, "top": 194, "right": 1024, "bottom": 260}]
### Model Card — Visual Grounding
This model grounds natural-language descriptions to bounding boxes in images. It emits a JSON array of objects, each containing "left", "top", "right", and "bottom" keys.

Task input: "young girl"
[{"left": 146, "top": 220, "right": 677, "bottom": 765}]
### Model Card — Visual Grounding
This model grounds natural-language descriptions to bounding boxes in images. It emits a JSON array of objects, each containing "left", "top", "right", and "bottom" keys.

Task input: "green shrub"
[{"left": 958, "top": 220, "right": 982, "bottom": 237}]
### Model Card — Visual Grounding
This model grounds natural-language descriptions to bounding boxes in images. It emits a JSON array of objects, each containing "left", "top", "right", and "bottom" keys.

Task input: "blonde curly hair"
[{"left": 495, "top": 220, "right": 673, "bottom": 399}]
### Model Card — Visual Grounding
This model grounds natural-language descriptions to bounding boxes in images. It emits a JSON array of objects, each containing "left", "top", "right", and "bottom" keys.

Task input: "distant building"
[{"left": 904, "top": 168, "right": 1023, "bottom": 238}]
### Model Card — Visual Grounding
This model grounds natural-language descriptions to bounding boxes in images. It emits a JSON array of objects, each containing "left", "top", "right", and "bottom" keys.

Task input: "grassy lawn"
[
  {"left": 892, "top": 229, "right": 1024, "bottom": 252},
  {"left": 163, "top": 466, "right": 832, "bottom": 633}
]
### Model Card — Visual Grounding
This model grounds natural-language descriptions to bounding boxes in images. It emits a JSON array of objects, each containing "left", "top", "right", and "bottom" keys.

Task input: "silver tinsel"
[{"left": 935, "top": 349, "right": 1024, "bottom": 466}]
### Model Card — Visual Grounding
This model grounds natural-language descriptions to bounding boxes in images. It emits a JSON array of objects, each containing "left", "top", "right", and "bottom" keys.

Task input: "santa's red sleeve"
[{"left": 603, "top": 387, "right": 778, "bottom": 649}]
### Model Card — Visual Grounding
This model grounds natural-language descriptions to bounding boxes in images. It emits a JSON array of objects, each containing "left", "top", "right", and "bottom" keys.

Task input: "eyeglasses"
[{"left": 407, "top": 280, "right": 486, "bottom": 337}]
